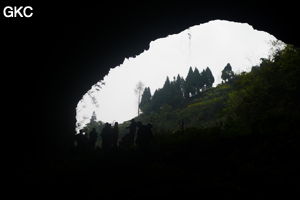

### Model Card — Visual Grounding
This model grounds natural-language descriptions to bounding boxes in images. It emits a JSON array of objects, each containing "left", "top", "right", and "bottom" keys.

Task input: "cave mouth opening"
[{"left": 75, "top": 19, "right": 285, "bottom": 135}]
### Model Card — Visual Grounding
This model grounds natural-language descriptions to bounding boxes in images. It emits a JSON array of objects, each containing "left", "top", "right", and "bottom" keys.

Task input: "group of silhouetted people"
[
  {"left": 100, "top": 122, "right": 119, "bottom": 151},
  {"left": 119, "top": 119, "right": 154, "bottom": 152},
  {"left": 74, "top": 128, "right": 98, "bottom": 152},
  {"left": 75, "top": 119, "right": 153, "bottom": 153}
]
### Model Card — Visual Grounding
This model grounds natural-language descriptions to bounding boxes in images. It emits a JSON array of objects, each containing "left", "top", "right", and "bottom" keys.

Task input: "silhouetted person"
[
  {"left": 101, "top": 123, "right": 113, "bottom": 151},
  {"left": 136, "top": 121, "right": 145, "bottom": 146},
  {"left": 74, "top": 131, "right": 81, "bottom": 149},
  {"left": 119, "top": 119, "right": 137, "bottom": 149},
  {"left": 112, "top": 122, "right": 119, "bottom": 150},
  {"left": 126, "top": 119, "right": 137, "bottom": 146},
  {"left": 136, "top": 122, "right": 154, "bottom": 152},
  {"left": 89, "top": 128, "right": 98, "bottom": 151},
  {"left": 145, "top": 123, "right": 154, "bottom": 140},
  {"left": 180, "top": 119, "right": 185, "bottom": 133},
  {"left": 75, "top": 130, "right": 88, "bottom": 153}
]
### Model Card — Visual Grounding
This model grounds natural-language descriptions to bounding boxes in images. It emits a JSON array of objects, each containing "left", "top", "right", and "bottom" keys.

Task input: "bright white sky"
[{"left": 75, "top": 20, "right": 281, "bottom": 132}]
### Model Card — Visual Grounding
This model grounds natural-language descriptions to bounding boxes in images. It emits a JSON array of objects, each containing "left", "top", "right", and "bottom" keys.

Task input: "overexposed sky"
[{"left": 75, "top": 20, "right": 282, "bottom": 131}]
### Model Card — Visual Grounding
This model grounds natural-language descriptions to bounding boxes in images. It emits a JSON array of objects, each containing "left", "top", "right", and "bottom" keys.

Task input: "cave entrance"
[{"left": 75, "top": 20, "right": 284, "bottom": 136}]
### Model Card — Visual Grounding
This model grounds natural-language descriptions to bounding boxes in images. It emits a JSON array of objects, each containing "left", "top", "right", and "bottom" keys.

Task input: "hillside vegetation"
[{"left": 134, "top": 45, "right": 300, "bottom": 138}]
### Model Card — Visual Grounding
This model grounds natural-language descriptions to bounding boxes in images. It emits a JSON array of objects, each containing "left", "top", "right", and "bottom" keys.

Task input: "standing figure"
[
  {"left": 101, "top": 123, "right": 113, "bottom": 151},
  {"left": 88, "top": 128, "right": 98, "bottom": 151},
  {"left": 75, "top": 130, "right": 88, "bottom": 153},
  {"left": 179, "top": 119, "right": 185, "bottom": 133},
  {"left": 136, "top": 122, "right": 153, "bottom": 152},
  {"left": 127, "top": 119, "right": 137, "bottom": 146},
  {"left": 120, "top": 119, "right": 137, "bottom": 149},
  {"left": 112, "top": 122, "right": 119, "bottom": 150}
]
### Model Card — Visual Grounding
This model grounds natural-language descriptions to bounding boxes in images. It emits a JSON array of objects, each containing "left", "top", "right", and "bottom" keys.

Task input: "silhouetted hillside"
[{"left": 135, "top": 45, "right": 300, "bottom": 138}]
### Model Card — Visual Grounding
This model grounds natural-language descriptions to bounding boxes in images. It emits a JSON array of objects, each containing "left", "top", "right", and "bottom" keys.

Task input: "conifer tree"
[
  {"left": 204, "top": 67, "right": 215, "bottom": 88},
  {"left": 139, "top": 87, "right": 152, "bottom": 113},
  {"left": 184, "top": 67, "right": 194, "bottom": 98},
  {"left": 162, "top": 76, "right": 173, "bottom": 105},
  {"left": 193, "top": 67, "right": 202, "bottom": 94},
  {"left": 221, "top": 63, "right": 235, "bottom": 82}
]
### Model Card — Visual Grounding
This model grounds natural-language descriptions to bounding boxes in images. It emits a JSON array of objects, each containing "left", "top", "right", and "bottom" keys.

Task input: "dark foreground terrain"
[{"left": 19, "top": 128, "right": 299, "bottom": 199}]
